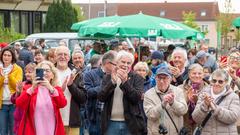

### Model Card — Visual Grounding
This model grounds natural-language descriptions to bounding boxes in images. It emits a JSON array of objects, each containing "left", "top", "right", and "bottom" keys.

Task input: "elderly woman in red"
[{"left": 16, "top": 61, "right": 67, "bottom": 135}]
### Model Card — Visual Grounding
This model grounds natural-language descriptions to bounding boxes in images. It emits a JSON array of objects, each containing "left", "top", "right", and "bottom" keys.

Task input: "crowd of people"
[{"left": 0, "top": 39, "right": 239, "bottom": 135}]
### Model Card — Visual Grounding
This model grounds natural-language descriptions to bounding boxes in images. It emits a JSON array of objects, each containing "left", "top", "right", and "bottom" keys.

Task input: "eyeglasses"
[
  {"left": 211, "top": 79, "right": 225, "bottom": 84},
  {"left": 229, "top": 56, "right": 240, "bottom": 61},
  {"left": 109, "top": 61, "right": 117, "bottom": 66}
]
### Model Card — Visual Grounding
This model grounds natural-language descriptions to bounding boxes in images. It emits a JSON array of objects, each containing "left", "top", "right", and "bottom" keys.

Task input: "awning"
[
  {"left": 37, "top": 5, "right": 49, "bottom": 12},
  {"left": 0, "top": 3, "right": 17, "bottom": 10},
  {"left": 15, "top": 1, "right": 41, "bottom": 11}
]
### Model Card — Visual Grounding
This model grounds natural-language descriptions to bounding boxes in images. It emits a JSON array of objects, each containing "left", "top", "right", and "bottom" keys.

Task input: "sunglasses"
[{"left": 211, "top": 79, "right": 225, "bottom": 84}]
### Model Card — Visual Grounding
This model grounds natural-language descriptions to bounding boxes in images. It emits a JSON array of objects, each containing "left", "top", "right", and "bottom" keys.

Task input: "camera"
[{"left": 159, "top": 124, "right": 168, "bottom": 134}]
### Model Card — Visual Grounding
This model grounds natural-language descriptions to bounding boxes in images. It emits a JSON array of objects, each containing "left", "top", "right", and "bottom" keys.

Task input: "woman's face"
[
  {"left": 34, "top": 54, "right": 44, "bottom": 64},
  {"left": 41, "top": 64, "right": 54, "bottom": 82},
  {"left": 211, "top": 75, "right": 227, "bottom": 94},
  {"left": 135, "top": 67, "right": 148, "bottom": 78},
  {"left": 25, "top": 68, "right": 34, "bottom": 81},
  {"left": 2, "top": 51, "right": 13, "bottom": 65},
  {"left": 228, "top": 53, "right": 240, "bottom": 70},
  {"left": 189, "top": 68, "right": 204, "bottom": 84}
]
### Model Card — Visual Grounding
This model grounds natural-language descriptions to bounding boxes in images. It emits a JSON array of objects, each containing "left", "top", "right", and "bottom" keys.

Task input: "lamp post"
[
  {"left": 104, "top": 0, "right": 107, "bottom": 17},
  {"left": 88, "top": 0, "right": 91, "bottom": 19}
]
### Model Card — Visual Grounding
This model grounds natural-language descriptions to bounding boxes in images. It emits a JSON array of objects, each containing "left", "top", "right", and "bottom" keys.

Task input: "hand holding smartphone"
[{"left": 36, "top": 68, "right": 44, "bottom": 80}]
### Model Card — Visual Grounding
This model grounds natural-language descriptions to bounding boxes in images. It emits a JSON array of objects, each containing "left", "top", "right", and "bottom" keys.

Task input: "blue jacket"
[{"left": 83, "top": 67, "right": 104, "bottom": 122}]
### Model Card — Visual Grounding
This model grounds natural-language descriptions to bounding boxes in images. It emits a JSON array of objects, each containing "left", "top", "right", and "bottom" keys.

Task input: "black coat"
[
  {"left": 67, "top": 70, "right": 87, "bottom": 127},
  {"left": 98, "top": 71, "right": 147, "bottom": 135}
]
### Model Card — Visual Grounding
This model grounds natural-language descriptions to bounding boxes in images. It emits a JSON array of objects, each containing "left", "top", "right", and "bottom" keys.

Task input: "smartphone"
[
  {"left": 236, "top": 69, "right": 240, "bottom": 77},
  {"left": 220, "top": 56, "right": 228, "bottom": 63},
  {"left": 36, "top": 68, "right": 44, "bottom": 80}
]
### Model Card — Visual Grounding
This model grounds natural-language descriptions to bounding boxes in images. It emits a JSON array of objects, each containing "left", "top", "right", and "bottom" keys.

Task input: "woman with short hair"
[
  {"left": 179, "top": 64, "right": 209, "bottom": 134},
  {"left": 192, "top": 69, "right": 240, "bottom": 135}
]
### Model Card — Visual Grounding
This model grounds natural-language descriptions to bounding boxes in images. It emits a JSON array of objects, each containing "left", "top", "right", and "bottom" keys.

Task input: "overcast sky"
[{"left": 71, "top": 0, "right": 240, "bottom": 13}]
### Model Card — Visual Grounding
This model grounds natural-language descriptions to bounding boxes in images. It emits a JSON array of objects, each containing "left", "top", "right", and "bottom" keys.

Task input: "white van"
[{"left": 25, "top": 32, "right": 93, "bottom": 52}]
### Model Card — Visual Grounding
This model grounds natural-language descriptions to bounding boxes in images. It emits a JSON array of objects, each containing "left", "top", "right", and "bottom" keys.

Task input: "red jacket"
[{"left": 16, "top": 86, "right": 67, "bottom": 135}]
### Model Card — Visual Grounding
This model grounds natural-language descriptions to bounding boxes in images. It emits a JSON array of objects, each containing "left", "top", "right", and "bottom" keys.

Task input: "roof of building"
[{"left": 117, "top": 2, "right": 220, "bottom": 21}]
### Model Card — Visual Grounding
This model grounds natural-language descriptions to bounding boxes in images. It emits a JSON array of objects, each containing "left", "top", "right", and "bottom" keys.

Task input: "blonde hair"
[
  {"left": 133, "top": 62, "right": 149, "bottom": 73},
  {"left": 35, "top": 61, "right": 59, "bottom": 86}
]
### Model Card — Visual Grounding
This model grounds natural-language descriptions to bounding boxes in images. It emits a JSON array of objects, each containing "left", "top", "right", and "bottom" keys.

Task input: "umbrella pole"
[{"left": 138, "top": 37, "right": 141, "bottom": 62}]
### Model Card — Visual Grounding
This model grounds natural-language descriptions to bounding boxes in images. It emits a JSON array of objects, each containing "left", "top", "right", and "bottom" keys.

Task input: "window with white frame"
[
  {"left": 200, "top": 10, "right": 206, "bottom": 17},
  {"left": 201, "top": 25, "right": 208, "bottom": 32},
  {"left": 160, "top": 10, "right": 165, "bottom": 17},
  {"left": 98, "top": 11, "right": 105, "bottom": 17}
]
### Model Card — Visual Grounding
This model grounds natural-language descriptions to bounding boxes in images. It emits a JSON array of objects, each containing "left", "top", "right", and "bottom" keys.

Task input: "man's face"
[
  {"left": 14, "top": 44, "right": 21, "bottom": 50},
  {"left": 56, "top": 48, "right": 70, "bottom": 67},
  {"left": 201, "top": 45, "right": 208, "bottom": 53},
  {"left": 34, "top": 53, "right": 44, "bottom": 63},
  {"left": 172, "top": 52, "right": 185, "bottom": 68},
  {"left": 156, "top": 74, "right": 171, "bottom": 92},
  {"left": 72, "top": 53, "right": 84, "bottom": 68},
  {"left": 117, "top": 56, "right": 133, "bottom": 73}
]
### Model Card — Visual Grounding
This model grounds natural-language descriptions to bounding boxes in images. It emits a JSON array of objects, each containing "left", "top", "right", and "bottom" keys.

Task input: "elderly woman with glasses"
[
  {"left": 16, "top": 61, "right": 67, "bottom": 135},
  {"left": 178, "top": 64, "right": 209, "bottom": 134},
  {"left": 192, "top": 69, "right": 240, "bottom": 135}
]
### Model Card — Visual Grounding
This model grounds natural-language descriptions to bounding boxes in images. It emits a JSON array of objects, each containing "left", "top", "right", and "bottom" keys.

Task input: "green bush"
[{"left": 0, "top": 18, "right": 25, "bottom": 43}]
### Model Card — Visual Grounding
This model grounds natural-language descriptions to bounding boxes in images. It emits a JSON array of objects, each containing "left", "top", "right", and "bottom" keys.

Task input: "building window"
[
  {"left": 98, "top": 11, "right": 105, "bottom": 17},
  {"left": 160, "top": 11, "right": 165, "bottom": 17},
  {"left": 10, "top": 11, "right": 20, "bottom": 33},
  {"left": 201, "top": 25, "right": 208, "bottom": 32},
  {"left": 21, "top": 12, "right": 29, "bottom": 35},
  {"left": 34, "top": 12, "right": 41, "bottom": 33},
  {"left": 200, "top": 10, "right": 206, "bottom": 16},
  {"left": 0, "top": 12, "right": 4, "bottom": 27}
]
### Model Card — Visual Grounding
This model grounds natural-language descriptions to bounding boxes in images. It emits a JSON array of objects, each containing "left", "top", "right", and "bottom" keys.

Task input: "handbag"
[
  {"left": 193, "top": 95, "right": 226, "bottom": 135},
  {"left": 156, "top": 92, "right": 188, "bottom": 135}
]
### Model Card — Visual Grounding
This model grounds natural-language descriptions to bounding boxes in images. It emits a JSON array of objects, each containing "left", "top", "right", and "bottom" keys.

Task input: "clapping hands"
[{"left": 163, "top": 92, "right": 175, "bottom": 105}]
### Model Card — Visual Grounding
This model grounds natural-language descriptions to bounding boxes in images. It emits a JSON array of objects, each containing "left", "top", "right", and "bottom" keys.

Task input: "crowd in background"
[{"left": 0, "top": 38, "right": 239, "bottom": 135}]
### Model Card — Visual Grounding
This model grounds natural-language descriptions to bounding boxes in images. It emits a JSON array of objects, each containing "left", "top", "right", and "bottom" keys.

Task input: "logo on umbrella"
[{"left": 98, "top": 22, "right": 121, "bottom": 27}]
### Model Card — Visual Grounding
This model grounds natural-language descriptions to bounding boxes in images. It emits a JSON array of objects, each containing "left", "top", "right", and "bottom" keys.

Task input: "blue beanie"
[{"left": 151, "top": 51, "right": 164, "bottom": 60}]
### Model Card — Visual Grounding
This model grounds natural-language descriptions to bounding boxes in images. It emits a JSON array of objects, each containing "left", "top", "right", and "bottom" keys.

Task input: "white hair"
[
  {"left": 72, "top": 50, "right": 84, "bottom": 59},
  {"left": 172, "top": 47, "right": 188, "bottom": 67},
  {"left": 55, "top": 46, "right": 70, "bottom": 56},
  {"left": 133, "top": 62, "right": 149, "bottom": 73},
  {"left": 116, "top": 50, "right": 134, "bottom": 64}
]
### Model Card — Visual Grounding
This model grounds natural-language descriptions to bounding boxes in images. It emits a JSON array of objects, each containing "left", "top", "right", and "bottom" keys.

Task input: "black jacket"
[
  {"left": 67, "top": 69, "right": 87, "bottom": 127},
  {"left": 98, "top": 71, "right": 147, "bottom": 135}
]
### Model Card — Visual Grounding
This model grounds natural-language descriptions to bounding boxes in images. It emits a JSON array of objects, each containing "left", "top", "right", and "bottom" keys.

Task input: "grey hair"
[
  {"left": 116, "top": 50, "right": 134, "bottom": 64},
  {"left": 89, "top": 54, "right": 102, "bottom": 67},
  {"left": 133, "top": 62, "right": 149, "bottom": 73},
  {"left": 101, "top": 50, "right": 118, "bottom": 65},
  {"left": 188, "top": 63, "right": 203, "bottom": 72},
  {"left": 172, "top": 47, "right": 188, "bottom": 67},
  {"left": 72, "top": 50, "right": 84, "bottom": 59},
  {"left": 209, "top": 69, "right": 229, "bottom": 82},
  {"left": 55, "top": 46, "right": 70, "bottom": 56}
]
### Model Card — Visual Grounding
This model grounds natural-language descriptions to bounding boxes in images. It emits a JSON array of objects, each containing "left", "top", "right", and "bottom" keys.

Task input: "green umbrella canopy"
[
  {"left": 71, "top": 15, "right": 120, "bottom": 31},
  {"left": 78, "top": 13, "right": 202, "bottom": 39},
  {"left": 233, "top": 17, "right": 240, "bottom": 28}
]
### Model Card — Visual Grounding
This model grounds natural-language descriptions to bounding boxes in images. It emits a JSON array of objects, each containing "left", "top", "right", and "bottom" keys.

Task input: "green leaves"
[{"left": 44, "top": 0, "right": 81, "bottom": 32}]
